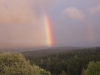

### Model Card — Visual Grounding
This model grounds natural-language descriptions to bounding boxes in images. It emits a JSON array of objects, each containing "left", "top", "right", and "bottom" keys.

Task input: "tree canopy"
[
  {"left": 0, "top": 52, "right": 40, "bottom": 75},
  {"left": 24, "top": 47, "right": 100, "bottom": 75},
  {"left": 86, "top": 61, "right": 100, "bottom": 75}
]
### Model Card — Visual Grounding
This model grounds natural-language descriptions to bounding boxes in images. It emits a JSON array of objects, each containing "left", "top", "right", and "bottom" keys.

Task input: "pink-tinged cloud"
[
  {"left": 0, "top": 0, "right": 52, "bottom": 48},
  {"left": 0, "top": 0, "right": 52, "bottom": 24},
  {"left": 89, "top": 4, "right": 100, "bottom": 14},
  {"left": 0, "top": 0, "right": 36, "bottom": 24},
  {"left": 62, "top": 7, "right": 85, "bottom": 20}
]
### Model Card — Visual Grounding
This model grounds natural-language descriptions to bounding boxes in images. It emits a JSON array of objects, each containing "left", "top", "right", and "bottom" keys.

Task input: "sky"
[{"left": 0, "top": 0, "right": 100, "bottom": 49}]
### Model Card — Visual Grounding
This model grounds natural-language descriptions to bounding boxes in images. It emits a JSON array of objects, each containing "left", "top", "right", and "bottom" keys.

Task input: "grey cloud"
[{"left": 62, "top": 7, "right": 85, "bottom": 20}]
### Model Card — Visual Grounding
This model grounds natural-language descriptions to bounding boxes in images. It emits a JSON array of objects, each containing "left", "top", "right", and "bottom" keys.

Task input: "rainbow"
[
  {"left": 44, "top": 14, "right": 53, "bottom": 46},
  {"left": 86, "top": 21, "right": 95, "bottom": 43}
]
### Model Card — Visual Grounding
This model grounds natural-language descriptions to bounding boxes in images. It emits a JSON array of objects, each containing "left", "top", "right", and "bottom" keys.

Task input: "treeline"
[{"left": 26, "top": 47, "right": 100, "bottom": 75}]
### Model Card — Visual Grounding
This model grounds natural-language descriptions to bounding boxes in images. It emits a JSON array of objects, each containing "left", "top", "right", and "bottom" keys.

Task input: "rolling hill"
[{"left": 22, "top": 46, "right": 81, "bottom": 58}]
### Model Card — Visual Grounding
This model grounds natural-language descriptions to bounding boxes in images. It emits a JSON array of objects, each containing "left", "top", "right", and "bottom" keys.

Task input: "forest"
[
  {"left": 23, "top": 47, "right": 100, "bottom": 75},
  {"left": 0, "top": 47, "right": 100, "bottom": 75}
]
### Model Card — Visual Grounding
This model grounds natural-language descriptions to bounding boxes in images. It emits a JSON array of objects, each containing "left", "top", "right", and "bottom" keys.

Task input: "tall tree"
[
  {"left": 86, "top": 61, "right": 100, "bottom": 75},
  {"left": 0, "top": 52, "right": 40, "bottom": 75}
]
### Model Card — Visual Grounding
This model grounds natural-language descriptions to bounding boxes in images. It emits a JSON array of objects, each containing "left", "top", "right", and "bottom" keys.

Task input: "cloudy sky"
[{"left": 0, "top": 0, "right": 100, "bottom": 49}]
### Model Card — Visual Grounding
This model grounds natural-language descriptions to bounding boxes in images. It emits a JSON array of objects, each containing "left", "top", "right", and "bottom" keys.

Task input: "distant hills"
[
  {"left": 21, "top": 46, "right": 81, "bottom": 58},
  {"left": 0, "top": 42, "right": 81, "bottom": 52},
  {"left": 0, "top": 42, "right": 48, "bottom": 52}
]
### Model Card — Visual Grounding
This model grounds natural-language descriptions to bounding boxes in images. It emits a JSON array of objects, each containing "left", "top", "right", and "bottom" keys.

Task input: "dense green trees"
[
  {"left": 86, "top": 61, "right": 100, "bottom": 75},
  {"left": 40, "top": 69, "right": 52, "bottom": 75},
  {"left": 1, "top": 47, "right": 99, "bottom": 75},
  {"left": 25, "top": 47, "right": 100, "bottom": 75},
  {"left": 0, "top": 48, "right": 100, "bottom": 75}
]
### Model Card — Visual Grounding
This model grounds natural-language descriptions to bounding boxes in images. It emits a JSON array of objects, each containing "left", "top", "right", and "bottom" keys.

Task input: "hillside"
[
  {"left": 22, "top": 47, "right": 100, "bottom": 75},
  {"left": 22, "top": 46, "right": 81, "bottom": 58}
]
